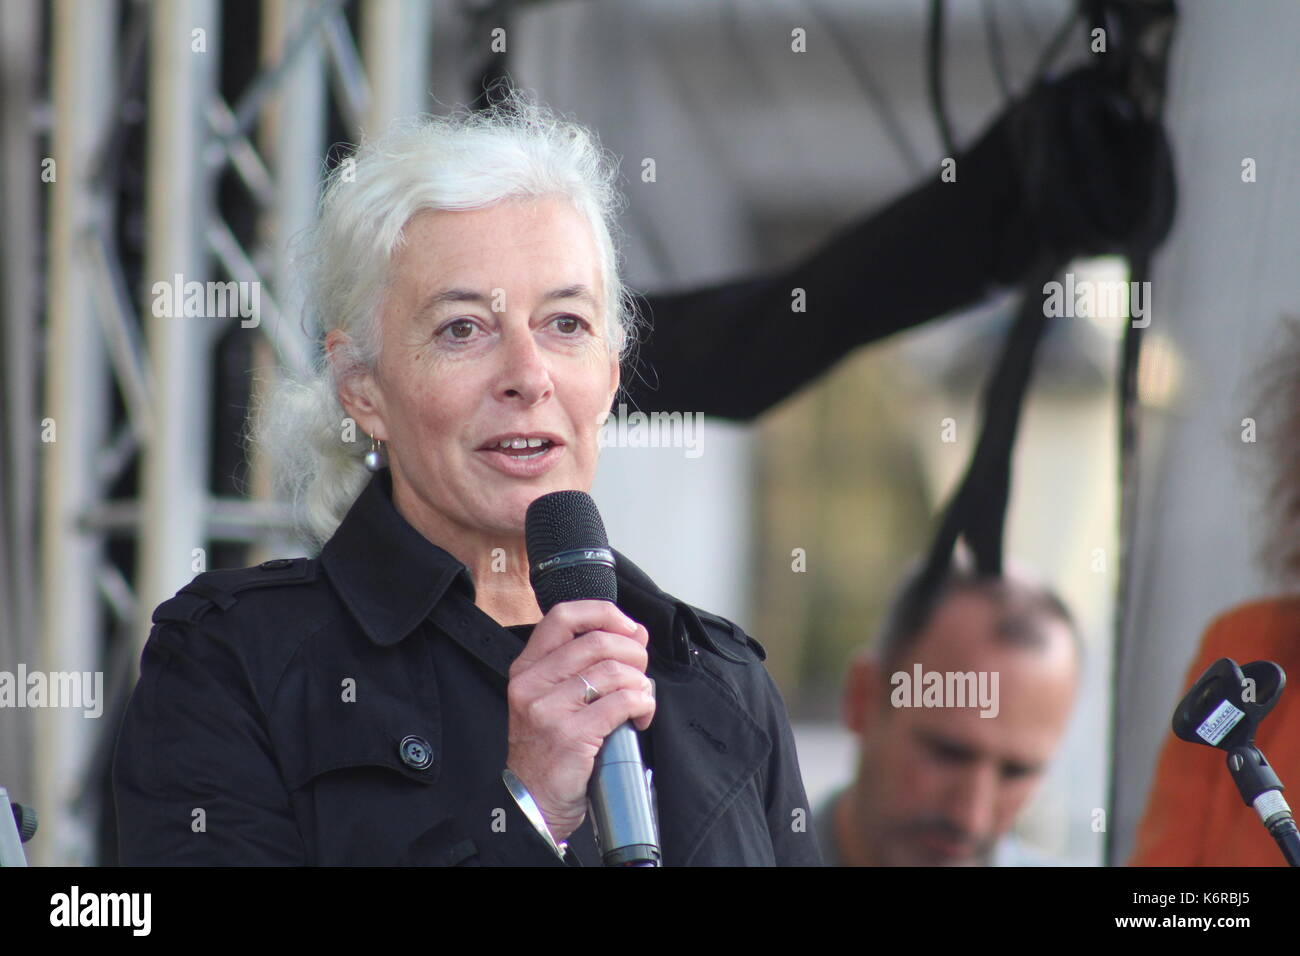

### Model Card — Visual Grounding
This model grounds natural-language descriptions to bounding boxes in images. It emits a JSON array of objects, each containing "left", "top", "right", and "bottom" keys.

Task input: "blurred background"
[{"left": 2, "top": 0, "right": 1297, "bottom": 868}]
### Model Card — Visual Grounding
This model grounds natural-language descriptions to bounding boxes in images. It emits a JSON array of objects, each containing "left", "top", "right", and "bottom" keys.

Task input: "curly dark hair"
[{"left": 1258, "top": 317, "right": 1300, "bottom": 582}]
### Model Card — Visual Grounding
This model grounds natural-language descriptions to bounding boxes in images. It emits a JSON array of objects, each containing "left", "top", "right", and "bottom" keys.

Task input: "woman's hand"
[{"left": 505, "top": 600, "right": 656, "bottom": 845}]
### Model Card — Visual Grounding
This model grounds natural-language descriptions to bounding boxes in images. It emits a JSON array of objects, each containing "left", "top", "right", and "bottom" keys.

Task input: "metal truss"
[{"left": 29, "top": 0, "right": 433, "bottom": 865}]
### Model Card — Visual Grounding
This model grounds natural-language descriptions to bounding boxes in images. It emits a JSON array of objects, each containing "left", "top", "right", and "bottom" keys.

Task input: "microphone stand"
[
  {"left": 1171, "top": 657, "right": 1298, "bottom": 866},
  {"left": 0, "top": 787, "right": 37, "bottom": 867},
  {"left": 1222, "top": 745, "right": 1300, "bottom": 866}
]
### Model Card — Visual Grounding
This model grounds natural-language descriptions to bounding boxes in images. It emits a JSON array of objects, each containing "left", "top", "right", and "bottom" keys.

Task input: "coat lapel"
[
  {"left": 430, "top": 600, "right": 519, "bottom": 682},
  {"left": 613, "top": 553, "right": 771, "bottom": 866},
  {"left": 642, "top": 654, "right": 770, "bottom": 865}
]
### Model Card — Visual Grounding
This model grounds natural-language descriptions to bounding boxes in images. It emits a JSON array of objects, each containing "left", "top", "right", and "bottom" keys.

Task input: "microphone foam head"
[{"left": 525, "top": 491, "right": 617, "bottom": 612}]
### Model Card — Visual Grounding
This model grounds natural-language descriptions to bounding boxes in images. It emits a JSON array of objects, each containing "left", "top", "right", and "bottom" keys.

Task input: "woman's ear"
[
  {"left": 606, "top": 349, "right": 621, "bottom": 408},
  {"left": 327, "top": 329, "right": 387, "bottom": 441}
]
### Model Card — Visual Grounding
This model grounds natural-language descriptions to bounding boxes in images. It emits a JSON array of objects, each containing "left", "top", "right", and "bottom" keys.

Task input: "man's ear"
[
  {"left": 843, "top": 651, "right": 884, "bottom": 737},
  {"left": 326, "top": 329, "right": 387, "bottom": 441}
]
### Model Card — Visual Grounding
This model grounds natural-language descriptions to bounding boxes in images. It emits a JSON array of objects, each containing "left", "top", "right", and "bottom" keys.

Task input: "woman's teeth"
[{"left": 495, "top": 437, "right": 552, "bottom": 458}]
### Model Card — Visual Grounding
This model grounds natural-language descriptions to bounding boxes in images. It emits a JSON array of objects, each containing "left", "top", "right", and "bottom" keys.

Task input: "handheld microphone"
[{"left": 525, "top": 490, "right": 662, "bottom": 867}]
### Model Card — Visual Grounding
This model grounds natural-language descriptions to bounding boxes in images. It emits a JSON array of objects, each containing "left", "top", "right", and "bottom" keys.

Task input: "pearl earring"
[{"left": 364, "top": 434, "right": 386, "bottom": 472}]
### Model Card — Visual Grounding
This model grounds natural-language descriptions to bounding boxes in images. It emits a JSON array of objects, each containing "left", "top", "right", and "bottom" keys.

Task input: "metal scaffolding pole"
[
  {"left": 37, "top": 0, "right": 118, "bottom": 866},
  {"left": 261, "top": 0, "right": 327, "bottom": 318},
  {"left": 362, "top": 0, "right": 432, "bottom": 135},
  {"left": 251, "top": 0, "right": 327, "bottom": 560},
  {"left": 0, "top": 0, "right": 41, "bottom": 808},
  {"left": 136, "top": 0, "right": 219, "bottom": 639}
]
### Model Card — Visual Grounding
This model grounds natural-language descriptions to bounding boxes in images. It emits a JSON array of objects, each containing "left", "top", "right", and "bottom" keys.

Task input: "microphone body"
[{"left": 525, "top": 491, "right": 662, "bottom": 867}]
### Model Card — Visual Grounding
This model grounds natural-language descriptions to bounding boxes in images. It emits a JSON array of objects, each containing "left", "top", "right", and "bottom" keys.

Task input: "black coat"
[{"left": 112, "top": 473, "right": 822, "bottom": 866}]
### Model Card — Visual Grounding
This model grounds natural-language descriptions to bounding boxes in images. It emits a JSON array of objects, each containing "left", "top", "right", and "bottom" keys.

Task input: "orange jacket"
[{"left": 1129, "top": 597, "right": 1300, "bottom": 866}]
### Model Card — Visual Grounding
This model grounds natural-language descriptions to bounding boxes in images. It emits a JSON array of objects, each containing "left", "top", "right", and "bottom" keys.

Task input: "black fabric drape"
[{"left": 625, "top": 65, "right": 1175, "bottom": 423}]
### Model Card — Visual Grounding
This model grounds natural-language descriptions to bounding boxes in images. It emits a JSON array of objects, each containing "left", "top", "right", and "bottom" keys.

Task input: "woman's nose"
[{"left": 496, "top": 326, "right": 554, "bottom": 406}]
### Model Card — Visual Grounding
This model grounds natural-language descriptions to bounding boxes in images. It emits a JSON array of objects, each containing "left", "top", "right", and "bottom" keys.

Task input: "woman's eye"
[
  {"left": 552, "top": 314, "right": 583, "bottom": 334},
  {"left": 442, "top": 319, "right": 478, "bottom": 340}
]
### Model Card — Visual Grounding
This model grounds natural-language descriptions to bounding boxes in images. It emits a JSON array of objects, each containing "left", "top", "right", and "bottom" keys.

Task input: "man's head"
[{"left": 837, "top": 563, "right": 1082, "bottom": 866}]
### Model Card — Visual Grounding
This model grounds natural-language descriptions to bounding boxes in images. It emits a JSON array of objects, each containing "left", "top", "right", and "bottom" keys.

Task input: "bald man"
[{"left": 817, "top": 567, "right": 1082, "bottom": 866}]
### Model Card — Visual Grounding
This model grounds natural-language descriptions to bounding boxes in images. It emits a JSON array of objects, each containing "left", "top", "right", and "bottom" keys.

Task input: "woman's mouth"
[
  {"left": 476, "top": 435, "right": 565, "bottom": 477},
  {"left": 489, "top": 437, "right": 554, "bottom": 460}
]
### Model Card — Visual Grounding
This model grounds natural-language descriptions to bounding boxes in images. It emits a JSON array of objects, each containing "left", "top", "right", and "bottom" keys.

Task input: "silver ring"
[{"left": 579, "top": 674, "right": 600, "bottom": 705}]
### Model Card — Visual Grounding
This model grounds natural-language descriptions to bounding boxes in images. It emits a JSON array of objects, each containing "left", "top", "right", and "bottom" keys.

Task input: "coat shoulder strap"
[
  {"left": 683, "top": 605, "right": 767, "bottom": 664},
  {"left": 152, "top": 558, "right": 318, "bottom": 625}
]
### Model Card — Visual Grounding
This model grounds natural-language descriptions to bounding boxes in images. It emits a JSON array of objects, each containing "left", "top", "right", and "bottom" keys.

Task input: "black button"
[
  {"left": 399, "top": 735, "right": 433, "bottom": 771},
  {"left": 259, "top": 558, "right": 293, "bottom": 570}
]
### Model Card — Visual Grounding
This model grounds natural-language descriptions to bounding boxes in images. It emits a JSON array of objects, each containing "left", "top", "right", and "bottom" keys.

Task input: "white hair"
[{"left": 253, "top": 91, "right": 640, "bottom": 551}]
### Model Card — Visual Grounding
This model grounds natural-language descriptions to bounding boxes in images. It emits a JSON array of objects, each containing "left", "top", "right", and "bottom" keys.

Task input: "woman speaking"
[{"left": 112, "top": 94, "right": 820, "bottom": 866}]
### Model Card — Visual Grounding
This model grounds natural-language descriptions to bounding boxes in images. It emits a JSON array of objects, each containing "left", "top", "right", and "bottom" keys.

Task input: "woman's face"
[{"left": 340, "top": 196, "right": 619, "bottom": 542}]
